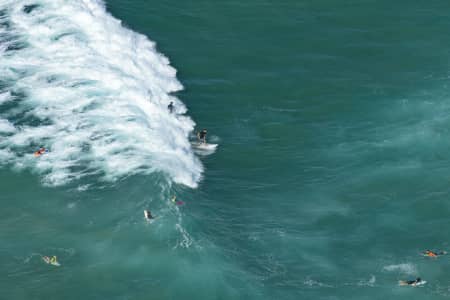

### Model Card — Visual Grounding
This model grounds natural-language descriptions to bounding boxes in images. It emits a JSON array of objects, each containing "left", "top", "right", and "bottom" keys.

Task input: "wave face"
[{"left": 0, "top": 0, "right": 202, "bottom": 187}]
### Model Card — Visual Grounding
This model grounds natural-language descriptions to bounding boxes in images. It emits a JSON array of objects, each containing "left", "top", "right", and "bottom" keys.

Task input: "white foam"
[
  {"left": 356, "top": 275, "right": 376, "bottom": 287},
  {"left": 383, "top": 263, "right": 417, "bottom": 275},
  {"left": 0, "top": 119, "right": 15, "bottom": 133},
  {"left": 0, "top": 92, "right": 12, "bottom": 105},
  {"left": 0, "top": 0, "right": 203, "bottom": 187}
]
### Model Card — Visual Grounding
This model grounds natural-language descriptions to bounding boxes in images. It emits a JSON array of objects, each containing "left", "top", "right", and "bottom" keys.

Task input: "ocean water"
[{"left": 1, "top": 0, "right": 450, "bottom": 299}]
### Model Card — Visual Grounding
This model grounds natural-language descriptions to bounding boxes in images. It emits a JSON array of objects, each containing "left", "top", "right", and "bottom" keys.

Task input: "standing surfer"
[
  {"left": 168, "top": 101, "right": 174, "bottom": 113},
  {"left": 197, "top": 129, "right": 207, "bottom": 144}
]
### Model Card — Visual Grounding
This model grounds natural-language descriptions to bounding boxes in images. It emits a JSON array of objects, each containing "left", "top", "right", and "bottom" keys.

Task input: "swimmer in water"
[{"left": 144, "top": 210, "right": 153, "bottom": 220}]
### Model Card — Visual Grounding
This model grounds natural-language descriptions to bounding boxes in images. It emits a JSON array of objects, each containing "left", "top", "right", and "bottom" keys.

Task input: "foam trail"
[
  {"left": 0, "top": 0, "right": 203, "bottom": 187},
  {"left": 383, "top": 263, "right": 417, "bottom": 275}
]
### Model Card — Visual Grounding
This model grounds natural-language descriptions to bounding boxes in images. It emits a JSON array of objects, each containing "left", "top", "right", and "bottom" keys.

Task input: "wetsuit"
[
  {"left": 168, "top": 102, "right": 174, "bottom": 113},
  {"left": 198, "top": 130, "right": 207, "bottom": 143},
  {"left": 407, "top": 278, "right": 421, "bottom": 285}
]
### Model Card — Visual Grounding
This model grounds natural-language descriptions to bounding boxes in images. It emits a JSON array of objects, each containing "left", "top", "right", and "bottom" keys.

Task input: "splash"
[{"left": 0, "top": 0, "right": 202, "bottom": 187}]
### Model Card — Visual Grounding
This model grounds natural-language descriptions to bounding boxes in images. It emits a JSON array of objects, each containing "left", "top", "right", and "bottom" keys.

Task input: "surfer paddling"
[
  {"left": 399, "top": 277, "right": 424, "bottom": 287},
  {"left": 422, "top": 249, "right": 446, "bottom": 258}
]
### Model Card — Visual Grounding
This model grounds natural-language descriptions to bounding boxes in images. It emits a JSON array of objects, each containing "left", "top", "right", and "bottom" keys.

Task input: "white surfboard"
[
  {"left": 192, "top": 143, "right": 217, "bottom": 150},
  {"left": 191, "top": 142, "right": 218, "bottom": 155}
]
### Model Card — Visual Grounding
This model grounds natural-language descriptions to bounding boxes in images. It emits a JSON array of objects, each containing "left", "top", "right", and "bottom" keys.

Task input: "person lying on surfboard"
[
  {"left": 399, "top": 277, "right": 423, "bottom": 286},
  {"left": 422, "top": 249, "right": 446, "bottom": 257},
  {"left": 197, "top": 129, "right": 207, "bottom": 144}
]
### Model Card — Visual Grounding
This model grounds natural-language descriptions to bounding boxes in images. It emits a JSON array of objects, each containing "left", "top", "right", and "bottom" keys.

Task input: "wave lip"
[{"left": 0, "top": 0, "right": 202, "bottom": 187}]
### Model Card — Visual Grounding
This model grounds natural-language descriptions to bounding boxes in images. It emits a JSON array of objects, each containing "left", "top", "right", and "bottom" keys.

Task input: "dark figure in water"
[
  {"left": 399, "top": 277, "right": 422, "bottom": 286},
  {"left": 144, "top": 210, "right": 153, "bottom": 220},
  {"left": 168, "top": 101, "right": 174, "bottom": 113},
  {"left": 197, "top": 129, "right": 207, "bottom": 144},
  {"left": 407, "top": 278, "right": 421, "bottom": 285}
]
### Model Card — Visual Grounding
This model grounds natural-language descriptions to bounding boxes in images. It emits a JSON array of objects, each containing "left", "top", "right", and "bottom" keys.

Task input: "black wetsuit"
[
  {"left": 407, "top": 278, "right": 421, "bottom": 285},
  {"left": 168, "top": 102, "right": 174, "bottom": 113},
  {"left": 198, "top": 130, "right": 207, "bottom": 142}
]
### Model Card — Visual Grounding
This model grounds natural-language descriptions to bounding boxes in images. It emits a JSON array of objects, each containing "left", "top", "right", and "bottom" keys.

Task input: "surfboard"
[
  {"left": 42, "top": 256, "right": 60, "bottom": 266},
  {"left": 414, "top": 280, "right": 427, "bottom": 286},
  {"left": 191, "top": 142, "right": 218, "bottom": 156},
  {"left": 192, "top": 142, "right": 218, "bottom": 150}
]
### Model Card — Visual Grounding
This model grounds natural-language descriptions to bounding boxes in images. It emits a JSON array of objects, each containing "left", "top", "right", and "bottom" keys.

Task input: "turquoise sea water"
[{"left": 2, "top": 0, "right": 450, "bottom": 299}]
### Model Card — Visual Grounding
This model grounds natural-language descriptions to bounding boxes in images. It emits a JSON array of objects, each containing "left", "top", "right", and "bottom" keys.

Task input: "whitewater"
[{"left": 0, "top": 0, "right": 202, "bottom": 187}]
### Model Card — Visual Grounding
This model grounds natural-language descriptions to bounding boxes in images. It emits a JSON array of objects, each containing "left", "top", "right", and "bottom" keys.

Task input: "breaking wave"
[{"left": 0, "top": 0, "right": 202, "bottom": 187}]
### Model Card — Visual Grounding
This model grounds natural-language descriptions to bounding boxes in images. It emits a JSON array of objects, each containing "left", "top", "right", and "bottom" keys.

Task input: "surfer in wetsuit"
[
  {"left": 399, "top": 277, "right": 422, "bottom": 286},
  {"left": 144, "top": 210, "right": 153, "bottom": 220},
  {"left": 168, "top": 101, "right": 174, "bottom": 113},
  {"left": 406, "top": 278, "right": 422, "bottom": 286},
  {"left": 197, "top": 129, "right": 207, "bottom": 144}
]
